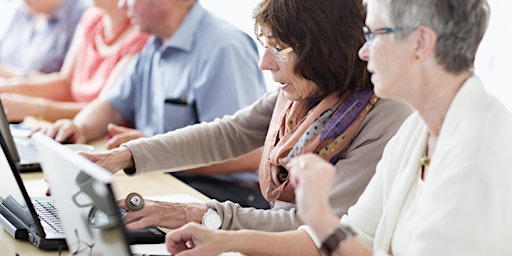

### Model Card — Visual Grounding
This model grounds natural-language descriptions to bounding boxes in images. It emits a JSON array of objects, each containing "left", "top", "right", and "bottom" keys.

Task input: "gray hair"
[{"left": 379, "top": 0, "right": 490, "bottom": 74}]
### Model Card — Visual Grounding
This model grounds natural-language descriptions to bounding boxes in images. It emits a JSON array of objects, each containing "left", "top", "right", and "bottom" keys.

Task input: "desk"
[{"left": 0, "top": 132, "right": 209, "bottom": 255}]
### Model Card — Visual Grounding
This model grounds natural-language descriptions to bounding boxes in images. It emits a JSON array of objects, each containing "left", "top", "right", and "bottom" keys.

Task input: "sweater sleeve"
[
  {"left": 124, "top": 90, "right": 278, "bottom": 173},
  {"left": 208, "top": 99, "right": 412, "bottom": 231}
]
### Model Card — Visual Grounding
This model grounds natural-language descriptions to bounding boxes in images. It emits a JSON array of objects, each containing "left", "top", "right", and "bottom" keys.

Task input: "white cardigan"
[{"left": 339, "top": 76, "right": 512, "bottom": 255}]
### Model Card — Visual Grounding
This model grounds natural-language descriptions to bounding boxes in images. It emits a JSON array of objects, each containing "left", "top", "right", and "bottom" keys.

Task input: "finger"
[
  {"left": 42, "top": 124, "right": 61, "bottom": 140},
  {"left": 55, "top": 129, "right": 75, "bottom": 143},
  {"left": 125, "top": 216, "right": 156, "bottom": 230},
  {"left": 48, "top": 121, "right": 76, "bottom": 143},
  {"left": 166, "top": 224, "right": 198, "bottom": 254},
  {"left": 107, "top": 123, "right": 129, "bottom": 135},
  {"left": 77, "top": 151, "right": 97, "bottom": 163},
  {"left": 121, "top": 205, "right": 151, "bottom": 225},
  {"left": 28, "top": 127, "right": 41, "bottom": 137},
  {"left": 107, "top": 135, "right": 125, "bottom": 149},
  {"left": 166, "top": 233, "right": 191, "bottom": 255},
  {"left": 117, "top": 197, "right": 128, "bottom": 209}
]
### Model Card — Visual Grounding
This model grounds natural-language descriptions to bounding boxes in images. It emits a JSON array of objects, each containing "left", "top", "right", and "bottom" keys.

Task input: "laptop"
[
  {"left": 32, "top": 132, "right": 167, "bottom": 255},
  {"left": 0, "top": 99, "right": 41, "bottom": 172},
  {"left": 0, "top": 130, "right": 66, "bottom": 250}
]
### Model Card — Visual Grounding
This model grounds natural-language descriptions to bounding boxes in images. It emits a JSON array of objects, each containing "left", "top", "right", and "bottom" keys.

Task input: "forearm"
[
  {"left": 126, "top": 107, "right": 269, "bottom": 173},
  {"left": 183, "top": 147, "right": 263, "bottom": 175},
  {"left": 229, "top": 229, "right": 320, "bottom": 256},
  {"left": 1, "top": 73, "right": 72, "bottom": 100},
  {"left": 0, "top": 63, "right": 42, "bottom": 78},
  {"left": 208, "top": 200, "right": 303, "bottom": 231},
  {"left": 303, "top": 216, "right": 373, "bottom": 256},
  {"left": 74, "top": 100, "right": 125, "bottom": 142},
  {"left": 37, "top": 100, "right": 88, "bottom": 122}
]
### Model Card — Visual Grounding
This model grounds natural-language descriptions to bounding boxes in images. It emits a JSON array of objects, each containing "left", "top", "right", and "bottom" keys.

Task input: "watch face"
[{"left": 203, "top": 209, "right": 222, "bottom": 229}]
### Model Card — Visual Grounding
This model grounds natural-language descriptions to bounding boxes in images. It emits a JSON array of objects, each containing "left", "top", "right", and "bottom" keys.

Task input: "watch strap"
[{"left": 320, "top": 225, "right": 355, "bottom": 256}]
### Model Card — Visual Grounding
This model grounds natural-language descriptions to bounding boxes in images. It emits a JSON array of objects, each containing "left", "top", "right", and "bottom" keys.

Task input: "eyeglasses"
[
  {"left": 257, "top": 37, "right": 293, "bottom": 61},
  {"left": 362, "top": 25, "right": 408, "bottom": 42},
  {"left": 267, "top": 45, "right": 293, "bottom": 61}
]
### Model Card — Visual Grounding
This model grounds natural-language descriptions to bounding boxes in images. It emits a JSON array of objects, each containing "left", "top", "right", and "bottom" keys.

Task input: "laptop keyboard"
[{"left": 32, "top": 198, "right": 64, "bottom": 233}]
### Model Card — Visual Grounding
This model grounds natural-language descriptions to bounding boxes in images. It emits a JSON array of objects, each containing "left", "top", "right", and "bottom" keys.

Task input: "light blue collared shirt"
[{"left": 106, "top": 2, "right": 266, "bottom": 183}]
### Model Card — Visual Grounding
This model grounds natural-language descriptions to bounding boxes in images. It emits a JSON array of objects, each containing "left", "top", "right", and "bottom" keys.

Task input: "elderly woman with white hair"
[{"left": 165, "top": 0, "right": 512, "bottom": 255}]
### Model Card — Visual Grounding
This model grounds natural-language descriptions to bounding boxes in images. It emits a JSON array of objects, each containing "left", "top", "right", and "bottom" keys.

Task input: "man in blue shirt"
[{"left": 46, "top": 0, "right": 268, "bottom": 208}]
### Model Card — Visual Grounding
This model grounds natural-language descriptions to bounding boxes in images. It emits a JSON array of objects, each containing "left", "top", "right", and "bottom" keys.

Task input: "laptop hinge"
[{"left": 0, "top": 203, "right": 28, "bottom": 239}]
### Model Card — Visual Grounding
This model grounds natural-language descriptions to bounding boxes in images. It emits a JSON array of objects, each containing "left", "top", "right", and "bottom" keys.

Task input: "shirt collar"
[
  {"left": 20, "top": 0, "right": 82, "bottom": 25},
  {"left": 158, "top": 1, "right": 206, "bottom": 52},
  {"left": 49, "top": 0, "right": 76, "bottom": 23}
]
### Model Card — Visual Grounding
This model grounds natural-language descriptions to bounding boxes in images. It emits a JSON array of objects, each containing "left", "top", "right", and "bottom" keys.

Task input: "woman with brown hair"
[
  {"left": 78, "top": 0, "right": 410, "bottom": 240},
  {"left": 167, "top": 0, "right": 512, "bottom": 255}
]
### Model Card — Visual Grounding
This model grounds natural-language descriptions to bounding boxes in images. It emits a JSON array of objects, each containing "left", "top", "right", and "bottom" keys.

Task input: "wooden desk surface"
[{"left": 0, "top": 130, "right": 209, "bottom": 255}]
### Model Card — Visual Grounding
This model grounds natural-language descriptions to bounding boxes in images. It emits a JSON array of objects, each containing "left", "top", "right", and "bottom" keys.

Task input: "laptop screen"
[
  {"left": 0, "top": 138, "right": 28, "bottom": 208},
  {"left": 0, "top": 130, "right": 46, "bottom": 237},
  {"left": 32, "top": 132, "right": 133, "bottom": 255}
]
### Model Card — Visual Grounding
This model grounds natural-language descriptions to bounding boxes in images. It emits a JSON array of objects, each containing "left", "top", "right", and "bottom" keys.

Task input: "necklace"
[
  {"left": 420, "top": 155, "right": 430, "bottom": 166},
  {"left": 420, "top": 133, "right": 431, "bottom": 166},
  {"left": 101, "top": 18, "right": 131, "bottom": 46}
]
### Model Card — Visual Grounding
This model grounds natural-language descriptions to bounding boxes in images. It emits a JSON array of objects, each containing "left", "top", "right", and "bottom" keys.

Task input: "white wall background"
[
  {"left": 474, "top": 0, "right": 512, "bottom": 110},
  {"left": 201, "top": 0, "right": 512, "bottom": 111},
  {"left": 1, "top": 0, "right": 510, "bottom": 110}
]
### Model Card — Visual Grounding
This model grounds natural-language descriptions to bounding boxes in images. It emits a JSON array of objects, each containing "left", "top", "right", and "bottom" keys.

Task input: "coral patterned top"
[{"left": 70, "top": 8, "right": 149, "bottom": 102}]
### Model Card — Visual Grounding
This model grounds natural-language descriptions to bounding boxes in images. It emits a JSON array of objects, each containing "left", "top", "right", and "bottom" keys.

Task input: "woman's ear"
[{"left": 412, "top": 26, "right": 437, "bottom": 60}]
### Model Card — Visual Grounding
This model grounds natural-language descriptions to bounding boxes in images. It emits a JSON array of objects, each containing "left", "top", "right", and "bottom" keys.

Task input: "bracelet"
[{"left": 320, "top": 224, "right": 356, "bottom": 256}]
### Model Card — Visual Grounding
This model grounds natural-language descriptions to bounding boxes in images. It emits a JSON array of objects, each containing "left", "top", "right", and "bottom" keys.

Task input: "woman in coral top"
[{"left": 0, "top": 0, "right": 149, "bottom": 122}]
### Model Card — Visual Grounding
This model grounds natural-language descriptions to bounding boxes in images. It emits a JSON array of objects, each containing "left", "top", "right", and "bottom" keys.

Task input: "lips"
[{"left": 278, "top": 82, "right": 290, "bottom": 89}]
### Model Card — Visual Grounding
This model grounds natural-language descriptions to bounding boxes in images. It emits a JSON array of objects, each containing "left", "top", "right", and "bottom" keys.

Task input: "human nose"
[
  {"left": 258, "top": 50, "right": 277, "bottom": 71},
  {"left": 358, "top": 42, "right": 370, "bottom": 61}
]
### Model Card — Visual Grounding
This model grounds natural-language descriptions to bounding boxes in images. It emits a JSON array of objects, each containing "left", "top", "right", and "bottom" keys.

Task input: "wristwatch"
[
  {"left": 201, "top": 208, "right": 222, "bottom": 230},
  {"left": 320, "top": 224, "right": 356, "bottom": 256}
]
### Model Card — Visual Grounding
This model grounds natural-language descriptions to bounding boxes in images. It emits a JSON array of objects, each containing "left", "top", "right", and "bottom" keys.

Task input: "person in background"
[
  {"left": 70, "top": 0, "right": 411, "bottom": 238},
  {"left": 0, "top": 0, "right": 89, "bottom": 78},
  {"left": 164, "top": 0, "right": 512, "bottom": 255},
  {"left": 43, "top": 0, "right": 268, "bottom": 209},
  {"left": 0, "top": 0, "right": 150, "bottom": 123}
]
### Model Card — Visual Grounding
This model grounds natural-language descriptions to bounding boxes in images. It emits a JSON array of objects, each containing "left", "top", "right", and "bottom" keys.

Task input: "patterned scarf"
[{"left": 259, "top": 88, "right": 378, "bottom": 203}]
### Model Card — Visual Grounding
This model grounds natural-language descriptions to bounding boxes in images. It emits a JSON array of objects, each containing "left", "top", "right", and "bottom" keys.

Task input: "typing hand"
[
  {"left": 77, "top": 146, "right": 134, "bottom": 174},
  {"left": 41, "top": 119, "right": 85, "bottom": 144},
  {"left": 106, "top": 123, "right": 146, "bottom": 149},
  {"left": 117, "top": 198, "right": 208, "bottom": 231}
]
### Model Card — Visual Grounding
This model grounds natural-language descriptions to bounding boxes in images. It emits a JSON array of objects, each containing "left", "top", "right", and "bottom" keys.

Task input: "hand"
[
  {"left": 0, "top": 93, "right": 38, "bottom": 122},
  {"left": 78, "top": 146, "right": 134, "bottom": 173},
  {"left": 117, "top": 199, "right": 208, "bottom": 231},
  {"left": 166, "top": 222, "right": 229, "bottom": 256},
  {"left": 106, "top": 123, "right": 146, "bottom": 149},
  {"left": 41, "top": 119, "right": 86, "bottom": 144},
  {"left": 287, "top": 153, "right": 336, "bottom": 226}
]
